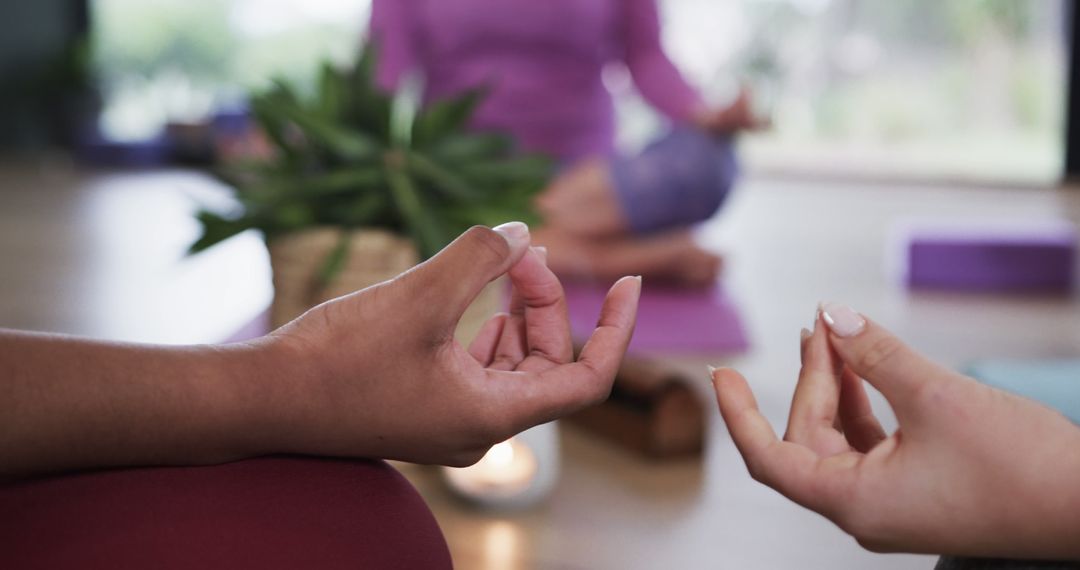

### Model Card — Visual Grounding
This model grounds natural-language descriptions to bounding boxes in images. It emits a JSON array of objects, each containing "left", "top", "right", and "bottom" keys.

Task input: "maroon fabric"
[{"left": 0, "top": 456, "right": 452, "bottom": 569}]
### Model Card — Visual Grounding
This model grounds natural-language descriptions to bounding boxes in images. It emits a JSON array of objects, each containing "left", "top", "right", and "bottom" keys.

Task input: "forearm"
[
  {"left": 0, "top": 330, "right": 290, "bottom": 480},
  {"left": 961, "top": 413, "right": 1080, "bottom": 560},
  {"left": 622, "top": 0, "right": 703, "bottom": 122},
  {"left": 628, "top": 51, "right": 704, "bottom": 123}
]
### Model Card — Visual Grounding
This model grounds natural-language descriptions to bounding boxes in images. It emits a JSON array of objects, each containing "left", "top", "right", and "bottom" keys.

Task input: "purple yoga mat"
[
  {"left": 227, "top": 283, "right": 750, "bottom": 355},
  {"left": 891, "top": 219, "right": 1077, "bottom": 294},
  {"left": 564, "top": 281, "right": 748, "bottom": 355}
]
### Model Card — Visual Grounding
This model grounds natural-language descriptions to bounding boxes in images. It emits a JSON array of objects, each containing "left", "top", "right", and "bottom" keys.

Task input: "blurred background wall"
[
  {"left": 0, "top": 0, "right": 90, "bottom": 149},
  {"left": 0, "top": 0, "right": 1073, "bottom": 185}
]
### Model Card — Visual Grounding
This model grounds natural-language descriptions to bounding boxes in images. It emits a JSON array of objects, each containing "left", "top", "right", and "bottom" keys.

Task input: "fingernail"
[
  {"left": 619, "top": 275, "right": 643, "bottom": 288},
  {"left": 493, "top": 221, "right": 530, "bottom": 249},
  {"left": 820, "top": 302, "right": 866, "bottom": 337},
  {"left": 707, "top": 365, "right": 720, "bottom": 388},
  {"left": 799, "top": 327, "right": 812, "bottom": 343}
]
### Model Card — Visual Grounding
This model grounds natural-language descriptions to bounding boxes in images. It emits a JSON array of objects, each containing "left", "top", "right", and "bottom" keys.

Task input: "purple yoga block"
[{"left": 894, "top": 220, "right": 1077, "bottom": 293}]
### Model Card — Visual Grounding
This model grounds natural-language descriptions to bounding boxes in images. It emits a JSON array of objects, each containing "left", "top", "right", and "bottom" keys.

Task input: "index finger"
[
  {"left": 820, "top": 303, "right": 961, "bottom": 415},
  {"left": 785, "top": 316, "right": 848, "bottom": 454},
  {"left": 493, "top": 275, "right": 640, "bottom": 429},
  {"left": 712, "top": 367, "right": 861, "bottom": 517}
]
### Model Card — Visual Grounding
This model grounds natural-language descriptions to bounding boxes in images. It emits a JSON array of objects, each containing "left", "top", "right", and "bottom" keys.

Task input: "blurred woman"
[{"left": 371, "top": 0, "right": 763, "bottom": 287}]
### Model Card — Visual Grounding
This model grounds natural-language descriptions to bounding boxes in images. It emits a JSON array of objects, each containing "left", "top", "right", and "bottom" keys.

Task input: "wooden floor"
[{"left": 3, "top": 159, "right": 1079, "bottom": 569}]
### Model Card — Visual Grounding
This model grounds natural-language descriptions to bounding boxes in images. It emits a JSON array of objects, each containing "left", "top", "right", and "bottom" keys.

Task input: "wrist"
[
  {"left": 1060, "top": 428, "right": 1080, "bottom": 558},
  {"left": 213, "top": 337, "right": 319, "bottom": 459},
  {"left": 1008, "top": 423, "right": 1080, "bottom": 560}
]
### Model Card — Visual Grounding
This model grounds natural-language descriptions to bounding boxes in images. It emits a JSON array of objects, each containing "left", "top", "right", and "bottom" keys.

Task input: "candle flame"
[
  {"left": 486, "top": 440, "right": 515, "bottom": 468},
  {"left": 441, "top": 436, "right": 537, "bottom": 500}
]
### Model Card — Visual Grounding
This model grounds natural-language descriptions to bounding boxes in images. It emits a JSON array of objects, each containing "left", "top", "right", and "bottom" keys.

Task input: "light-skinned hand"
[{"left": 712, "top": 303, "right": 1080, "bottom": 560}]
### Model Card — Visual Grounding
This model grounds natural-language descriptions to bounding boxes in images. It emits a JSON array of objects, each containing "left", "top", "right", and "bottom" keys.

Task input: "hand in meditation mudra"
[{"left": 0, "top": 223, "right": 641, "bottom": 568}]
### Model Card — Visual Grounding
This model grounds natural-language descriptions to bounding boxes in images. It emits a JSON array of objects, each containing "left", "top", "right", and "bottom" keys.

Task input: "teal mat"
[{"left": 965, "top": 359, "right": 1080, "bottom": 425}]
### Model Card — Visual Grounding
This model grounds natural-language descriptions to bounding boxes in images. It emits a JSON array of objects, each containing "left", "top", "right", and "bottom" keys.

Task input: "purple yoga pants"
[{"left": 609, "top": 127, "right": 738, "bottom": 234}]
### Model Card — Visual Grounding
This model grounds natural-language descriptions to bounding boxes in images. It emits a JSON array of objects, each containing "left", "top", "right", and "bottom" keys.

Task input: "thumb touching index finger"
[
  {"left": 819, "top": 302, "right": 960, "bottom": 416},
  {"left": 401, "top": 222, "right": 531, "bottom": 327}
]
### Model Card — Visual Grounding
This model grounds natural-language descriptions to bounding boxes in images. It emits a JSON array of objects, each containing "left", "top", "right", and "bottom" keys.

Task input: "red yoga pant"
[{"left": 0, "top": 456, "right": 452, "bottom": 569}]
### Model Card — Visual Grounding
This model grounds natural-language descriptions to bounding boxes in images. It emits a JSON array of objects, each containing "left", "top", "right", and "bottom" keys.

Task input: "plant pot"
[{"left": 267, "top": 227, "right": 504, "bottom": 345}]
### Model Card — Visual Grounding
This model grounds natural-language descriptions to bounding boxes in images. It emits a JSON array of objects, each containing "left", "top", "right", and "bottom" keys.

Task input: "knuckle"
[
  {"left": 529, "top": 278, "right": 565, "bottom": 307},
  {"left": 584, "top": 361, "right": 614, "bottom": 397},
  {"left": 590, "top": 379, "right": 615, "bottom": 405}
]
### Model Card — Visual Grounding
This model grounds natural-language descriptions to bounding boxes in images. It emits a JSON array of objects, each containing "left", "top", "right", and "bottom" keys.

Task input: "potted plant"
[{"left": 190, "top": 46, "right": 551, "bottom": 338}]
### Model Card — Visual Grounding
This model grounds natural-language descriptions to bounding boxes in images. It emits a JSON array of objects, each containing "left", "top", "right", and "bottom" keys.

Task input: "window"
[
  {"left": 92, "top": 0, "right": 1068, "bottom": 185},
  {"left": 91, "top": 0, "right": 369, "bottom": 141},
  {"left": 652, "top": 0, "right": 1067, "bottom": 185}
]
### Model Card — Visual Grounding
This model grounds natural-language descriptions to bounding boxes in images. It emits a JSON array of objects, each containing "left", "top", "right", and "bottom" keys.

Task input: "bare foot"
[
  {"left": 534, "top": 158, "right": 722, "bottom": 288},
  {"left": 534, "top": 226, "right": 722, "bottom": 289}
]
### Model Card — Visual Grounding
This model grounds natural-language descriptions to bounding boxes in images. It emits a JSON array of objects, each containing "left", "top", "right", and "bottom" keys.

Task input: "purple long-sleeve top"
[{"left": 370, "top": 0, "right": 704, "bottom": 161}]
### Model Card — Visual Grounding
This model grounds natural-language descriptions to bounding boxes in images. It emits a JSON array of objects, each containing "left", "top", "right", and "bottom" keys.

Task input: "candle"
[
  {"left": 444, "top": 439, "right": 536, "bottom": 496},
  {"left": 442, "top": 422, "right": 560, "bottom": 509}
]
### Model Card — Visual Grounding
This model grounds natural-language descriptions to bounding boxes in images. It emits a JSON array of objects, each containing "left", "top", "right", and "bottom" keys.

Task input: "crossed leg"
[{"left": 533, "top": 128, "right": 737, "bottom": 288}]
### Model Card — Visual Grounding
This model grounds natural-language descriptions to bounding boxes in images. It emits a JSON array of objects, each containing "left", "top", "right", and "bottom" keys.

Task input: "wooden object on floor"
[{"left": 565, "top": 356, "right": 706, "bottom": 459}]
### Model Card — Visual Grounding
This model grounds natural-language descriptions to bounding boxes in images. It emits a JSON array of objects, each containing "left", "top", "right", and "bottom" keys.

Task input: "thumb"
[
  {"left": 402, "top": 222, "right": 531, "bottom": 326},
  {"left": 819, "top": 302, "right": 961, "bottom": 417}
]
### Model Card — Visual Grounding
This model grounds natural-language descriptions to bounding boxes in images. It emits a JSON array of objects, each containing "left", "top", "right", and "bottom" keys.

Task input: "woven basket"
[{"left": 268, "top": 227, "right": 504, "bottom": 345}]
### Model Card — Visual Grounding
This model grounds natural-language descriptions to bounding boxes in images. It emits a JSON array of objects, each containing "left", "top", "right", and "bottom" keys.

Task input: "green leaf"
[
  {"left": 204, "top": 42, "right": 550, "bottom": 273},
  {"left": 250, "top": 93, "right": 300, "bottom": 161},
  {"left": 429, "top": 132, "right": 513, "bottom": 162},
  {"left": 406, "top": 150, "right": 480, "bottom": 201},
  {"left": 412, "top": 87, "right": 486, "bottom": 148},
  {"left": 188, "top": 210, "right": 255, "bottom": 254},
  {"left": 301, "top": 168, "right": 386, "bottom": 196},
  {"left": 315, "top": 61, "right": 346, "bottom": 121},
  {"left": 316, "top": 230, "right": 351, "bottom": 287},
  {"left": 272, "top": 100, "right": 384, "bottom": 161},
  {"left": 331, "top": 190, "right": 392, "bottom": 227},
  {"left": 386, "top": 167, "right": 448, "bottom": 258},
  {"left": 274, "top": 203, "right": 316, "bottom": 230},
  {"left": 347, "top": 44, "right": 394, "bottom": 140},
  {"left": 458, "top": 155, "right": 554, "bottom": 185}
]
